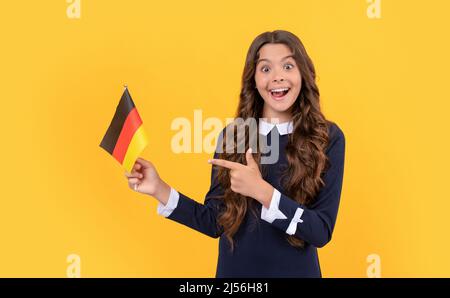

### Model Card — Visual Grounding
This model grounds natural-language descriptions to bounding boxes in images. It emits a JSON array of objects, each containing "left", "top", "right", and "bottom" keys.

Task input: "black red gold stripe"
[{"left": 100, "top": 88, "right": 148, "bottom": 172}]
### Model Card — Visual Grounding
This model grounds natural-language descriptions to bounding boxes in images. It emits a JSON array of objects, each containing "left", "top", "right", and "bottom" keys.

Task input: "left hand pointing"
[{"left": 208, "top": 148, "right": 274, "bottom": 207}]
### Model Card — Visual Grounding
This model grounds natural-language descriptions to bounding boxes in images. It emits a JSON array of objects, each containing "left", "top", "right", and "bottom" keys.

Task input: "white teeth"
[{"left": 270, "top": 88, "right": 289, "bottom": 92}]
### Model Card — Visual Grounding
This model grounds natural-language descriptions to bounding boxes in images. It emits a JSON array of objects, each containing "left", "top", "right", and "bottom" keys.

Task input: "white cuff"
[
  {"left": 261, "top": 188, "right": 287, "bottom": 223},
  {"left": 286, "top": 207, "right": 304, "bottom": 235},
  {"left": 157, "top": 187, "right": 179, "bottom": 217}
]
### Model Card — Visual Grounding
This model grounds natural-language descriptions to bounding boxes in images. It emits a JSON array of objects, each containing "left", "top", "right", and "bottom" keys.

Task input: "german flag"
[{"left": 100, "top": 87, "right": 148, "bottom": 173}]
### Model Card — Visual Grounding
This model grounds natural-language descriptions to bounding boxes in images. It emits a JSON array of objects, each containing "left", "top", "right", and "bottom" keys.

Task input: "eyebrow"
[{"left": 256, "top": 55, "right": 295, "bottom": 65}]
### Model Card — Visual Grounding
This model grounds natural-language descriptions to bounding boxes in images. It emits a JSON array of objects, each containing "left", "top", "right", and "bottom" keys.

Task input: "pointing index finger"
[{"left": 208, "top": 158, "right": 241, "bottom": 170}]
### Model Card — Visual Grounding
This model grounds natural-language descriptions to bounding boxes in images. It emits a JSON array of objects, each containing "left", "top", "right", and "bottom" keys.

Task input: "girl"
[{"left": 125, "top": 30, "right": 345, "bottom": 278}]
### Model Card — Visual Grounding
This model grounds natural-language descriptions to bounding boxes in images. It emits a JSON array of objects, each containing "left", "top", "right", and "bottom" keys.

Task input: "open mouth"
[{"left": 270, "top": 87, "right": 290, "bottom": 100}]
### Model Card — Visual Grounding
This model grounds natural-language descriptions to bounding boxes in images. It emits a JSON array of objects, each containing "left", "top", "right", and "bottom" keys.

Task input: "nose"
[{"left": 271, "top": 71, "right": 285, "bottom": 83}]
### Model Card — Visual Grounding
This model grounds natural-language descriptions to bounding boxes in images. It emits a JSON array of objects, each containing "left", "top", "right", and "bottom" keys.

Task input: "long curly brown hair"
[{"left": 215, "top": 30, "right": 331, "bottom": 250}]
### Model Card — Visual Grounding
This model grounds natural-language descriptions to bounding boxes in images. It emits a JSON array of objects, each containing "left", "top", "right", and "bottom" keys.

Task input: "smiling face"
[{"left": 255, "top": 43, "right": 302, "bottom": 123}]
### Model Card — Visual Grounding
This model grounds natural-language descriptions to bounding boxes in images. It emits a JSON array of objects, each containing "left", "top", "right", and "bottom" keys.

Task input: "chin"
[{"left": 271, "top": 100, "right": 295, "bottom": 111}]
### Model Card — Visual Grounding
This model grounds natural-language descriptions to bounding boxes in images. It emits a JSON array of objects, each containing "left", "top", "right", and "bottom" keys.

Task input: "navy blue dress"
[{"left": 164, "top": 121, "right": 345, "bottom": 277}]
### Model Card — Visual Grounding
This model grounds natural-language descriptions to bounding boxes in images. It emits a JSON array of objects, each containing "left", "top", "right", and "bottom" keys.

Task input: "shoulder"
[{"left": 325, "top": 120, "right": 346, "bottom": 154}]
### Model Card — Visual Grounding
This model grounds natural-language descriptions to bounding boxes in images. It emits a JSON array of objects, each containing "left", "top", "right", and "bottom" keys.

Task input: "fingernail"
[
  {"left": 249, "top": 148, "right": 252, "bottom": 153},
  {"left": 207, "top": 159, "right": 211, "bottom": 163}
]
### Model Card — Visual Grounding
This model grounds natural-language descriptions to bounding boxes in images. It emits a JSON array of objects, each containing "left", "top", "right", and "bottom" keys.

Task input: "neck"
[{"left": 262, "top": 106, "right": 292, "bottom": 124}]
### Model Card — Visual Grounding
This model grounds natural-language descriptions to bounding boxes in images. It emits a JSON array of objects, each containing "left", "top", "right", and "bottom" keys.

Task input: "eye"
[
  {"left": 284, "top": 63, "right": 294, "bottom": 70},
  {"left": 261, "top": 66, "right": 270, "bottom": 73}
]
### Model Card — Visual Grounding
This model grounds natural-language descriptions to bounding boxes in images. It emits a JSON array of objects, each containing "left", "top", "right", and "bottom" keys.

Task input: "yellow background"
[{"left": 1, "top": 0, "right": 449, "bottom": 277}]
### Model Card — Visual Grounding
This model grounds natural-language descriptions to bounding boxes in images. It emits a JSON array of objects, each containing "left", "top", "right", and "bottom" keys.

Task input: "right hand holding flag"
[{"left": 125, "top": 158, "right": 166, "bottom": 198}]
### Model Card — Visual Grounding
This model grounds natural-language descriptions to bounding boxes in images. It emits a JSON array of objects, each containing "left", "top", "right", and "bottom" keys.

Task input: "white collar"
[{"left": 258, "top": 118, "right": 294, "bottom": 136}]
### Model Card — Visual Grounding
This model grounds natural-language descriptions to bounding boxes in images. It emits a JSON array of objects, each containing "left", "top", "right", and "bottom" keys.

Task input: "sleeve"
[
  {"left": 157, "top": 187, "right": 180, "bottom": 217},
  {"left": 260, "top": 124, "right": 346, "bottom": 248},
  {"left": 156, "top": 150, "right": 225, "bottom": 239}
]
